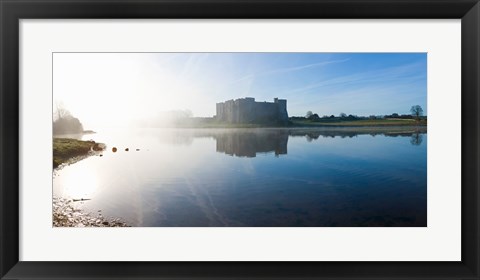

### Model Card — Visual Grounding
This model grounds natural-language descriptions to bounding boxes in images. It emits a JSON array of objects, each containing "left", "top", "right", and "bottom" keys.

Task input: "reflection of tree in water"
[
  {"left": 410, "top": 133, "right": 423, "bottom": 146},
  {"left": 306, "top": 134, "right": 319, "bottom": 142},
  {"left": 293, "top": 129, "right": 426, "bottom": 141}
]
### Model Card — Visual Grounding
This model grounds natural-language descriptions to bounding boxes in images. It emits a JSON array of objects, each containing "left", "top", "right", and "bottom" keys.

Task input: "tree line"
[{"left": 295, "top": 105, "right": 425, "bottom": 121}]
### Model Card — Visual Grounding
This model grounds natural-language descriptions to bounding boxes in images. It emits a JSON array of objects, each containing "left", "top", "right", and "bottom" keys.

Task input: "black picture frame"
[{"left": 1, "top": 0, "right": 479, "bottom": 279}]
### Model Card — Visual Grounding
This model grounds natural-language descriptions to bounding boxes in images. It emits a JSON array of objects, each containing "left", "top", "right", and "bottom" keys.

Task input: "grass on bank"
[
  {"left": 173, "top": 118, "right": 427, "bottom": 128},
  {"left": 289, "top": 118, "right": 427, "bottom": 127},
  {"left": 53, "top": 138, "right": 104, "bottom": 168}
]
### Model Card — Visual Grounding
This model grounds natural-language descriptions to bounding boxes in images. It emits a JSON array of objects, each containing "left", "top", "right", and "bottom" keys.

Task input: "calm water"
[{"left": 53, "top": 127, "right": 427, "bottom": 227}]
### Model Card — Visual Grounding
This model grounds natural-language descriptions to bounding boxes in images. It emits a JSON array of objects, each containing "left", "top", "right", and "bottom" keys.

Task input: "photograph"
[
  {"left": 52, "top": 52, "right": 427, "bottom": 227},
  {"left": 2, "top": 0, "right": 477, "bottom": 277}
]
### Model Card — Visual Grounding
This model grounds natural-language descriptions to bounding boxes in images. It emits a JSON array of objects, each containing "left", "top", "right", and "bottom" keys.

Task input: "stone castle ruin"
[{"left": 216, "top": 97, "right": 288, "bottom": 124}]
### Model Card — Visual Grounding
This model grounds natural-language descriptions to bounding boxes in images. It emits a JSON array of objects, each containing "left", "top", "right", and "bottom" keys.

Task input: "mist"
[{"left": 53, "top": 52, "right": 427, "bottom": 131}]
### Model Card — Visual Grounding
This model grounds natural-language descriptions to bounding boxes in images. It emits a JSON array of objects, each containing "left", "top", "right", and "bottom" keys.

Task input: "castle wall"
[{"left": 216, "top": 98, "right": 288, "bottom": 124}]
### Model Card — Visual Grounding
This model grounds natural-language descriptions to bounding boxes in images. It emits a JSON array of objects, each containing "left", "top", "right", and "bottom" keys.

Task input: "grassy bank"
[
  {"left": 139, "top": 113, "right": 429, "bottom": 128},
  {"left": 53, "top": 138, "right": 105, "bottom": 168},
  {"left": 170, "top": 118, "right": 427, "bottom": 128},
  {"left": 289, "top": 118, "right": 427, "bottom": 127}
]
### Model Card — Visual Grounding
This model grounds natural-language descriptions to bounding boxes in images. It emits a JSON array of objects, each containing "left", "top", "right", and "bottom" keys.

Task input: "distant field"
[
  {"left": 149, "top": 117, "right": 427, "bottom": 128},
  {"left": 290, "top": 118, "right": 427, "bottom": 127}
]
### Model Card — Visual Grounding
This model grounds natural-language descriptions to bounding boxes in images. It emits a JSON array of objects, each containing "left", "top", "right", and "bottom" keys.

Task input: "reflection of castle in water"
[
  {"left": 155, "top": 128, "right": 427, "bottom": 158},
  {"left": 216, "top": 130, "right": 288, "bottom": 158}
]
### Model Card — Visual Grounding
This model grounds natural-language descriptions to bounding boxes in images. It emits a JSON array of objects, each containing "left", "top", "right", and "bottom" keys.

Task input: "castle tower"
[{"left": 275, "top": 98, "right": 288, "bottom": 123}]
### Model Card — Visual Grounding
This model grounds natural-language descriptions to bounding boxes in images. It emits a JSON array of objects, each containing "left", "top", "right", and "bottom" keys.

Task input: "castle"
[{"left": 215, "top": 97, "right": 288, "bottom": 124}]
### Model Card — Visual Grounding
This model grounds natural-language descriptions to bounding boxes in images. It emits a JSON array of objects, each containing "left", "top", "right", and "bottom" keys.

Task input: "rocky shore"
[
  {"left": 53, "top": 138, "right": 130, "bottom": 227},
  {"left": 53, "top": 197, "right": 128, "bottom": 227}
]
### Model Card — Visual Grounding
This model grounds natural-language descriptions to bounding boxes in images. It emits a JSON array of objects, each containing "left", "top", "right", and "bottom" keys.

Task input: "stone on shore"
[{"left": 53, "top": 197, "right": 128, "bottom": 227}]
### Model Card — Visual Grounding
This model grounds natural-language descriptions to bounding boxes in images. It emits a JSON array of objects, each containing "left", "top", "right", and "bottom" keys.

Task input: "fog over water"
[{"left": 53, "top": 127, "right": 427, "bottom": 227}]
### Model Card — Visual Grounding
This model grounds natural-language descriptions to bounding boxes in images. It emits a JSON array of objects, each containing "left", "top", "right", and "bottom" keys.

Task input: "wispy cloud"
[
  {"left": 284, "top": 61, "right": 425, "bottom": 96},
  {"left": 179, "top": 53, "right": 211, "bottom": 78},
  {"left": 265, "top": 58, "right": 350, "bottom": 75},
  {"left": 227, "top": 58, "right": 350, "bottom": 87}
]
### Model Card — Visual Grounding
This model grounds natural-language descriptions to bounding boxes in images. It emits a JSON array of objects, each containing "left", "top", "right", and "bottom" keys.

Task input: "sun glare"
[{"left": 61, "top": 165, "right": 99, "bottom": 199}]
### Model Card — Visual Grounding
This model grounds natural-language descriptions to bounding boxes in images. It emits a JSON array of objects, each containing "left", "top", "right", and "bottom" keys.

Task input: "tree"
[
  {"left": 53, "top": 116, "right": 84, "bottom": 135},
  {"left": 339, "top": 113, "right": 347, "bottom": 118},
  {"left": 53, "top": 102, "right": 84, "bottom": 135},
  {"left": 305, "top": 111, "right": 313, "bottom": 118},
  {"left": 410, "top": 105, "right": 424, "bottom": 120},
  {"left": 307, "top": 113, "right": 320, "bottom": 121},
  {"left": 54, "top": 101, "right": 71, "bottom": 121}
]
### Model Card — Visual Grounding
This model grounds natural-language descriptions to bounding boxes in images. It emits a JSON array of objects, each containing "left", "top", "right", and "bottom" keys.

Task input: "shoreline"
[
  {"left": 172, "top": 125, "right": 428, "bottom": 133},
  {"left": 161, "top": 117, "right": 427, "bottom": 129},
  {"left": 53, "top": 138, "right": 106, "bottom": 168},
  {"left": 53, "top": 138, "right": 129, "bottom": 227},
  {"left": 53, "top": 197, "right": 128, "bottom": 227},
  {"left": 170, "top": 124, "right": 428, "bottom": 129}
]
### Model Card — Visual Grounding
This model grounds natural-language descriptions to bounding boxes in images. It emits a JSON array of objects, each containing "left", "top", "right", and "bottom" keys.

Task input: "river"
[{"left": 53, "top": 127, "right": 427, "bottom": 227}]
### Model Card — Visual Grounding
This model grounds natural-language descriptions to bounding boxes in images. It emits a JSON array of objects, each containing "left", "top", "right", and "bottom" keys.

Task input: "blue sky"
[
  {"left": 185, "top": 52, "right": 427, "bottom": 117},
  {"left": 55, "top": 52, "right": 426, "bottom": 128}
]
